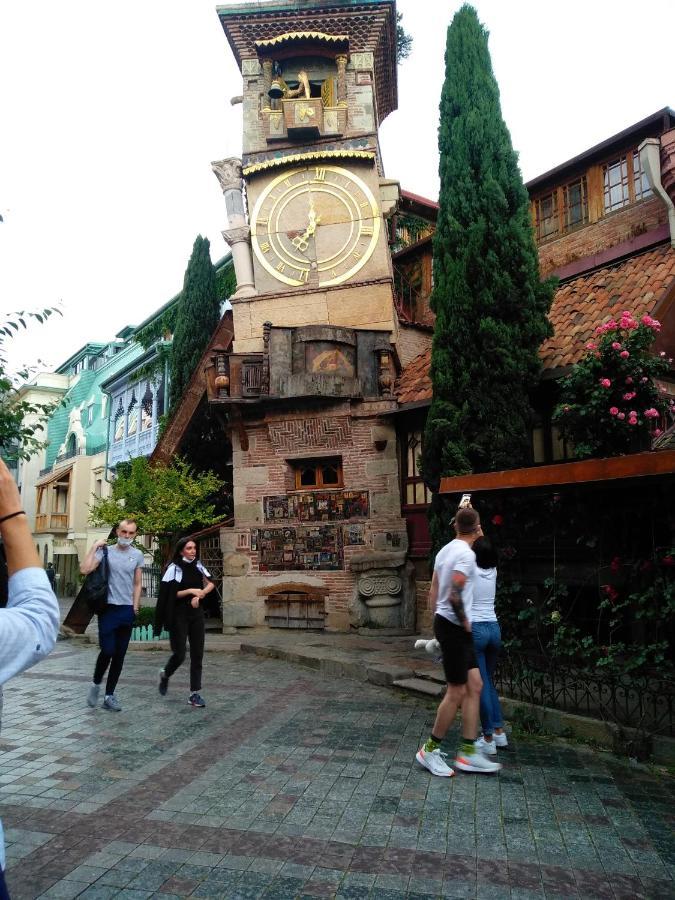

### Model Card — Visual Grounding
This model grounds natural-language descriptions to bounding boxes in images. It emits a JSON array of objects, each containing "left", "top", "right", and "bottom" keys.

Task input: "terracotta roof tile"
[
  {"left": 541, "top": 243, "right": 675, "bottom": 369},
  {"left": 396, "top": 243, "right": 675, "bottom": 405}
]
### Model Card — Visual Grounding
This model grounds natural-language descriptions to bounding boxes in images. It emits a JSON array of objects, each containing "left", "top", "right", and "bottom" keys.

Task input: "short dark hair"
[
  {"left": 118, "top": 518, "right": 138, "bottom": 530},
  {"left": 473, "top": 536, "right": 498, "bottom": 569},
  {"left": 455, "top": 507, "right": 480, "bottom": 534}
]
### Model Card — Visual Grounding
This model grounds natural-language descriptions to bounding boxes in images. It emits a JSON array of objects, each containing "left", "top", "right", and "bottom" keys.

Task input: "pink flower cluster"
[{"left": 594, "top": 311, "right": 661, "bottom": 335}]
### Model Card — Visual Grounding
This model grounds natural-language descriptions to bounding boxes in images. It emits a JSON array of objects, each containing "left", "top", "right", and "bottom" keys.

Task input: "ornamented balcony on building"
[{"left": 205, "top": 323, "right": 396, "bottom": 405}]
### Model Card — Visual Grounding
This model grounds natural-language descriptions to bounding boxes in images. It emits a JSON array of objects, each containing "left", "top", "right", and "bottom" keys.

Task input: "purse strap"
[{"left": 101, "top": 544, "right": 109, "bottom": 578}]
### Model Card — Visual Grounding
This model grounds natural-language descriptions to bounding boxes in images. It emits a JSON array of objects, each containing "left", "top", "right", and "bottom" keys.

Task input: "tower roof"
[{"left": 216, "top": 0, "right": 398, "bottom": 124}]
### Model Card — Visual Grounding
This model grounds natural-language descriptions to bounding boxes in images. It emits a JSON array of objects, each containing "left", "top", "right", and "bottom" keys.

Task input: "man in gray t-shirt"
[{"left": 80, "top": 519, "right": 143, "bottom": 711}]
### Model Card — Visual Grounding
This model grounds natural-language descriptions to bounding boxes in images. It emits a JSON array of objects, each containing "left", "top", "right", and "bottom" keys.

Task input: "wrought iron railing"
[
  {"left": 140, "top": 565, "right": 160, "bottom": 600},
  {"left": 54, "top": 448, "right": 85, "bottom": 467},
  {"left": 39, "top": 465, "right": 52, "bottom": 477},
  {"left": 495, "top": 652, "right": 675, "bottom": 737}
]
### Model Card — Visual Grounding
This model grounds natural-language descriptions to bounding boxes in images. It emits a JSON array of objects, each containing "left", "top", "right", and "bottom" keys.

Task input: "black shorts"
[{"left": 434, "top": 613, "right": 478, "bottom": 685}]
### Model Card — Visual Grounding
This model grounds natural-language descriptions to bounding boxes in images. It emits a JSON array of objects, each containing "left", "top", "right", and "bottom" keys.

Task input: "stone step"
[
  {"left": 414, "top": 669, "right": 446, "bottom": 684},
  {"left": 392, "top": 677, "right": 444, "bottom": 698}
]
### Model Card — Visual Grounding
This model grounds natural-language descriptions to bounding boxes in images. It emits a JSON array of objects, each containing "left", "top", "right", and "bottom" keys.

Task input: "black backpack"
[{"left": 80, "top": 545, "right": 109, "bottom": 615}]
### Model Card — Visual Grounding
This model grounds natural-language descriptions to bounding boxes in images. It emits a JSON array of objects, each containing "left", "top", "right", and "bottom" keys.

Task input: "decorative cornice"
[
  {"left": 243, "top": 149, "right": 375, "bottom": 176},
  {"left": 254, "top": 31, "right": 349, "bottom": 51}
]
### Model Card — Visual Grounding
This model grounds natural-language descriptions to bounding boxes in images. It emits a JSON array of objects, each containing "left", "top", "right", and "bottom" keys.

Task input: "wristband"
[{"left": 0, "top": 510, "right": 26, "bottom": 524}]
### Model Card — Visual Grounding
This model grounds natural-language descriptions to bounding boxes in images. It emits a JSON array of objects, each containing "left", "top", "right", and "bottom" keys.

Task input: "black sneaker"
[
  {"left": 159, "top": 670, "right": 169, "bottom": 696},
  {"left": 189, "top": 692, "right": 206, "bottom": 708}
]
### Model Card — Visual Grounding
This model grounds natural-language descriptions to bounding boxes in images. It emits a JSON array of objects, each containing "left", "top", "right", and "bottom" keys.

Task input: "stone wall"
[{"left": 221, "top": 400, "right": 409, "bottom": 631}]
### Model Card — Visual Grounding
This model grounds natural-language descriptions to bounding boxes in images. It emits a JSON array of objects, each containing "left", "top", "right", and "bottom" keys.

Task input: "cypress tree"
[
  {"left": 169, "top": 235, "right": 220, "bottom": 409},
  {"left": 421, "top": 4, "right": 555, "bottom": 551}
]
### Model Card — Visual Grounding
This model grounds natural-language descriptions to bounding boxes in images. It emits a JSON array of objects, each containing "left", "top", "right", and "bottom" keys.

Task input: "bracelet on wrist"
[{"left": 0, "top": 510, "right": 26, "bottom": 524}]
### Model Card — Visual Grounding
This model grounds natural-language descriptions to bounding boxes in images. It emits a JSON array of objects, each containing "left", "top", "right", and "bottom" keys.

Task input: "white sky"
[{"left": 1, "top": 0, "right": 673, "bottom": 374}]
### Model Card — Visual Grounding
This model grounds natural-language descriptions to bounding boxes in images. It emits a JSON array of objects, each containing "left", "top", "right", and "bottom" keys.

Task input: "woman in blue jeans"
[{"left": 471, "top": 537, "right": 508, "bottom": 755}]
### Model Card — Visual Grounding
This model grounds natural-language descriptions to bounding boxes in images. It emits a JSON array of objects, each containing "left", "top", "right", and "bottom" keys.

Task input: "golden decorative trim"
[
  {"left": 243, "top": 150, "right": 375, "bottom": 176},
  {"left": 254, "top": 31, "right": 349, "bottom": 50}
]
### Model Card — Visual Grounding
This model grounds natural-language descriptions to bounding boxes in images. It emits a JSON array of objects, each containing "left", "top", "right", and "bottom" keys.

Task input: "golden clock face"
[{"left": 250, "top": 164, "right": 381, "bottom": 288}]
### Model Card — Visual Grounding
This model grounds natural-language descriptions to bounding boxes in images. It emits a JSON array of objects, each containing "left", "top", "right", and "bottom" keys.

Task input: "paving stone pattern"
[{"left": 2, "top": 644, "right": 674, "bottom": 899}]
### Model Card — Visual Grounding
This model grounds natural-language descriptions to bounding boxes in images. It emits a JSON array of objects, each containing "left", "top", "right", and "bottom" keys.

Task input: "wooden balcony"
[{"left": 35, "top": 513, "right": 69, "bottom": 532}]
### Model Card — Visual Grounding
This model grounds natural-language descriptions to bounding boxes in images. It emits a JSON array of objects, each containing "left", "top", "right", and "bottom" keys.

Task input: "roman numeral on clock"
[
  {"left": 257, "top": 218, "right": 268, "bottom": 228},
  {"left": 260, "top": 241, "right": 271, "bottom": 253},
  {"left": 360, "top": 225, "right": 374, "bottom": 237},
  {"left": 313, "top": 167, "right": 326, "bottom": 182},
  {"left": 276, "top": 261, "right": 286, "bottom": 273},
  {"left": 296, "top": 268, "right": 309, "bottom": 283}
]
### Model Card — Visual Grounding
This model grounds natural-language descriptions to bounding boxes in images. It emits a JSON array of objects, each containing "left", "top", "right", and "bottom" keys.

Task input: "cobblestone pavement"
[{"left": 2, "top": 644, "right": 675, "bottom": 900}]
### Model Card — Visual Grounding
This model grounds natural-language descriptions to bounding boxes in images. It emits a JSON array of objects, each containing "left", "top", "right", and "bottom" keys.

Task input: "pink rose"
[
  {"left": 600, "top": 378, "right": 611, "bottom": 388},
  {"left": 641, "top": 377, "right": 648, "bottom": 383},
  {"left": 625, "top": 377, "right": 633, "bottom": 384},
  {"left": 612, "top": 342, "right": 622, "bottom": 350},
  {"left": 654, "top": 428, "right": 663, "bottom": 437},
  {"left": 586, "top": 341, "right": 597, "bottom": 350},
  {"left": 620, "top": 350, "right": 630, "bottom": 359},
  {"left": 623, "top": 392, "right": 635, "bottom": 401},
  {"left": 617, "top": 412, "right": 625, "bottom": 420},
  {"left": 644, "top": 408, "right": 659, "bottom": 418},
  {"left": 609, "top": 407, "right": 619, "bottom": 416}
]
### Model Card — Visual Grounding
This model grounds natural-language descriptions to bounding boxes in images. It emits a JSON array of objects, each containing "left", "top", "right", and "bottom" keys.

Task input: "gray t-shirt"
[{"left": 95, "top": 544, "right": 144, "bottom": 605}]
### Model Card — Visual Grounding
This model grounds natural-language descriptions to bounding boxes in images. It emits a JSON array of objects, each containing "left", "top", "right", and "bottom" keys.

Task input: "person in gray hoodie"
[{"left": 471, "top": 537, "right": 508, "bottom": 755}]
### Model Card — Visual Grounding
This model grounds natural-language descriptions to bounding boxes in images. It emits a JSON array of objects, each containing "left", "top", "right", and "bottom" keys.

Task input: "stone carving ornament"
[
  {"left": 211, "top": 157, "right": 243, "bottom": 194},
  {"left": 358, "top": 575, "right": 401, "bottom": 597}
]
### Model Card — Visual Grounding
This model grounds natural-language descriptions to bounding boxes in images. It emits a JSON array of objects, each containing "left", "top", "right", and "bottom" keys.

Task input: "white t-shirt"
[
  {"left": 434, "top": 538, "right": 477, "bottom": 626},
  {"left": 471, "top": 567, "right": 498, "bottom": 622}
]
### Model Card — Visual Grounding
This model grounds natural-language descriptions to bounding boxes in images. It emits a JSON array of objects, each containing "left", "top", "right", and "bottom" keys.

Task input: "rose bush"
[{"left": 553, "top": 311, "right": 673, "bottom": 458}]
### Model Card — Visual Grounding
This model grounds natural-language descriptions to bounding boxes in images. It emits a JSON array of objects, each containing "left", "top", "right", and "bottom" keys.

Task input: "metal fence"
[
  {"left": 496, "top": 652, "right": 675, "bottom": 737},
  {"left": 140, "top": 565, "right": 161, "bottom": 600}
]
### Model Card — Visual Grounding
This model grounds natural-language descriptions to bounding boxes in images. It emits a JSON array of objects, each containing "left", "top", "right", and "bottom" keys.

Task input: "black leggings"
[{"left": 164, "top": 606, "right": 205, "bottom": 692}]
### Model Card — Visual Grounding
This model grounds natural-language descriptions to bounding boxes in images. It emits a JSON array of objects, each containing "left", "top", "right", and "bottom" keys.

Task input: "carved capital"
[
  {"left": 222, "top": 225, "right": 251, "bottom": 245},
  {"left": 211, "top": 157, "right": 243, "bottom": 194}
]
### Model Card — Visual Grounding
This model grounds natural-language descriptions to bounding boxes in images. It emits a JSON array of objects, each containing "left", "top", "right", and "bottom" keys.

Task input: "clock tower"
[{"left": 209, "top": 1, "right": 415, "bottom": 634}]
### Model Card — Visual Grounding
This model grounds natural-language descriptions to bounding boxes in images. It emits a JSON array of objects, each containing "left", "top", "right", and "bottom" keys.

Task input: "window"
[
  {"left": 113, "top": 398, "right": 125, "bottom": 442},
  {"left": 86, "top": 404, "right": 94, "bottom": 426},
  {"left": 95, "top": 478, "right": 103, "bottom": 498},
  {"left": 141, "top": 384, "right": 153, "bottom": 431},
  {"left": 127, "top": 392, "right": 138, "bottom": 437},
  {"left": 534, "top": 192, "right": 559, "bottom": 240},
  {"left": 603, "top": 156, "right": 630, "bottom": 212},
  {"left": 562, "top": 177, "right": 588, "bottom": 229},
  {"left": 403, "top": 431, "right": 431, "bottom": 506},
  {"left": 293, "top": 458, "right": 343, "bottom": 491},
  {"left": 632, "top": 150, "right": 652, "bottom": 201}
]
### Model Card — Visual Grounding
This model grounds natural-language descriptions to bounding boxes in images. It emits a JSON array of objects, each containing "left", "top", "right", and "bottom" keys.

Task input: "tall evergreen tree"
[
  {"left": 421, "top": 4, "right": 555, "bottom": 551},
  {"left": 169, "top": 235, "right": 219, "bottom": 409}
]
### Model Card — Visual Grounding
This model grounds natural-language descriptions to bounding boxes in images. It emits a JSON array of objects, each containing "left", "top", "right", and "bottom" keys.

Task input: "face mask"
[
  {"left": 182, "top": 555, "right": 196, "bottom": 563},
  {"left": 117, "top": 537, "right": 133, "bottom": 547}
]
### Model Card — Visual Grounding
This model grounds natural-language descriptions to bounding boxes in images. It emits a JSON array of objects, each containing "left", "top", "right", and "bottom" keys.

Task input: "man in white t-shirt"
[{"left": 415, "top": 507, "right": 501, "bottom": 776}]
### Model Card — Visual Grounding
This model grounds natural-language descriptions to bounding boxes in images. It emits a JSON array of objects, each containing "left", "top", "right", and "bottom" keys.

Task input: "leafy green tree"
[
  {"left": 169, "top": 235, "right": 219, "bottom": 410},
  {"left": 553, "top": 311, "right": 673, "bottom": 458},
  {"left": 89, "top": 456, "right": 224, "bottom": 554},
  {"left": 421, "top": 4, "right": 555, "bottom": 552},
  {"left": 396, "top": 13, "right": 413, "bottom": 62},
  {"left": 0, "top": 309, "right": 61, "bottom": 463}
]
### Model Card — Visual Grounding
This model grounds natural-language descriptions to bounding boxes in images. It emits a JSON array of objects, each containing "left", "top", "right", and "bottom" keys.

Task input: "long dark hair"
[
  {"left": 473, "top": 536, "right": 498, "bottom": 569},
  {"left": 169, "top": 536, "right": 200, "bottom": 570}
]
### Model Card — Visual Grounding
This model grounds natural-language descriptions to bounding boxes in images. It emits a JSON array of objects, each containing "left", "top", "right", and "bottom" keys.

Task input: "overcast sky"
[{"left": 1, "top": 0, "right": 673, "bottom": 374}]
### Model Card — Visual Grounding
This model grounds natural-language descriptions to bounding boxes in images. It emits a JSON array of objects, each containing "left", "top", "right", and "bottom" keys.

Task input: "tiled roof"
[
  {"left": 396, "top": 242, "right": 675, "bottom": 405},
  {"left": 395, "top": 347, "right": 432, "bottom": 405},
  {"left": 542, "top": 243, "right": 675, "bottom": 370}
]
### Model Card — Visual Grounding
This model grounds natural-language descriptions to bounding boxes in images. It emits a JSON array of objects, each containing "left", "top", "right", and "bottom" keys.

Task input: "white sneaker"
[
  {"left": 86, "top": 683, "right": 100, "bottom": 708},
  {"left": 454, "top": 750, "right": 502, "bottom": 774},
  {"left": 475, "top": 736, "right": 498, "bottom": 756},
  {"left": 416, "top": 747, "right": 454, "bottom": 777},
  {"left": 494, "top": 732, "right": 508, "bottom": 748}
]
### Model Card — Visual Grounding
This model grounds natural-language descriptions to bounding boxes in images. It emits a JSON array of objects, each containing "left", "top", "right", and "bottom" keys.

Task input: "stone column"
[
  {"left": 261, "top": 58, "right": 273, "bottom": 110},
  {"left": 211, "top": 157, "right": 257, "bottom": 298},
  {"left": 335, "top": 54, "right": 348, "bottom": 106}
]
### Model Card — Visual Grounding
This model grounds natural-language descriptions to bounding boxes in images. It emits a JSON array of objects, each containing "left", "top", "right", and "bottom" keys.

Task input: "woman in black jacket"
[{"left": 155, "top": 536, "right": 214, "bottom": 707}]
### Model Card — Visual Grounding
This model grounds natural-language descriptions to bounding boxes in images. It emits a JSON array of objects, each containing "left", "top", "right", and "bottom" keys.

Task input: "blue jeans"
[{"left": 472, "top": 621, "right": 504, "bottom": 736}]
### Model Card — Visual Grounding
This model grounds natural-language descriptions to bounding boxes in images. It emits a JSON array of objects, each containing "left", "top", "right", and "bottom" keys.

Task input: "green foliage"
[
  {"left": 169, "top": 236, "right": 220, "bottom": 410},
  {"left": 88, "top": 455, "right": 224, "bottom": 541},
  {"left": 422, "top": 5, "right": 555, "bottom": 549},
  {"left": 553, "top": 312, "right": 672, "bottom": 459},
  {"left": 135, "top": 606, "right": 156, "bottom": 627},
  {"left": 0, "top": 308, "right": 62, "bottom": 462},
  {"left": 396, "top": 12, "right": 413, "bottom": 62}
]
